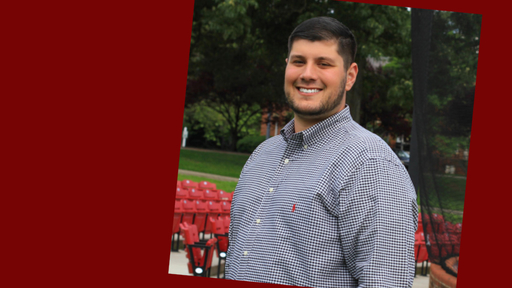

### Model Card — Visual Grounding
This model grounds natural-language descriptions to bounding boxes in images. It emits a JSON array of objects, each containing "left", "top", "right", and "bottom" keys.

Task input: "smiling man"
[{"left": 225, "top": 17, "right": 418, "bottom": 288}]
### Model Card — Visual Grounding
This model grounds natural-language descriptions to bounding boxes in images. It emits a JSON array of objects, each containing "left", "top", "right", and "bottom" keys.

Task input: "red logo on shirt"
[{"left": 292, "top": 204, "right": 296, "bottom": 212}]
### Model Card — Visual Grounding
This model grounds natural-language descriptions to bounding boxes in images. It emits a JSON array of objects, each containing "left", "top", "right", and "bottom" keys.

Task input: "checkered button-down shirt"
[{"left": 225, "top": 106, "right": 418, "bottom": 288}]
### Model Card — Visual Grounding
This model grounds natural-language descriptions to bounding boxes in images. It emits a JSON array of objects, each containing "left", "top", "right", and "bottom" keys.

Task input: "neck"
[{"left": 294, "top": 105, "right": 346, "bottom": 133}]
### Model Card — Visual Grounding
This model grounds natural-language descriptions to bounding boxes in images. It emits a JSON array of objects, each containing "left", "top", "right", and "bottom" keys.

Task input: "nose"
[{"left": 300, "top": 63, "right": 318, "bottom": 82}]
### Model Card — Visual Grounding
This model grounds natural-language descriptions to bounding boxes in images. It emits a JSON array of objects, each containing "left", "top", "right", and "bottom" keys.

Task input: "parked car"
[{"left": 394, "top": 149, "right": 410, "bottom": 170}]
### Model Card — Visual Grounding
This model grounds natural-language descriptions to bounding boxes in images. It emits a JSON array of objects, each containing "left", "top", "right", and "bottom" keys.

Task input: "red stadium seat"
[
  {"left": 182, "top": 179, "right": 199, "bottom": 189},
  {"left": 203, "top": 200, "right": 222, "bottom": 239},
  {"left": 175, "top": 187, "right": 189, "bottom": 199},
  {"left": 203, "top": 189, "right": 218, "bottom": 201},
  {"left": 181, "top": 199, "right": 196, "bottom": 228},
  {"left": 198, "top": 180, "right": 216, "bottom": 190},
  {"left": 220, "top": 200, "right": 231, "bottom": 216},
  {"left": 209, "top": 216, "right": 229, "bottom": 278},
  {"left": 179, "top": 222, "right": 217, "bottom": 277},
  {"left": 206, "top": 200, "right": 222, "bottom": 217},
  {"left": 217, "top": 190, "right": 233, "bottom": 201},
  {"left": 171, "top": 200, "right": 184, "bottom": 251},
  {"left": 223, "top": 215, "right": 230, "bottom": 233},
  {"left": 173, "top": 200, "right": 184, "bottom": 234},
  {"left": 194, "top": 199, "right": 209, "bottom": 236},
  {"left": 422, "top": 213, "right": 432, "bottom": 233},
  {"left": 188, "top": 188, "right": 204, "bottom": 200},
  {"left": 176, "top": 180, "right": 182, "bottom": 188},
  {"left": 417, "top": 213, "right": 423, "bottom": 234},
  {"left": 414, "top": 232, "right": 429, "bottom": 276},
  {"left": 431, "top": 213, "right": 445, "bottom": 234}
]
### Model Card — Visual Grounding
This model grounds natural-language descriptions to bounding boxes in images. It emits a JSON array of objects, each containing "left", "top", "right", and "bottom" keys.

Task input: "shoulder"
[
  {"left": 340, "top": 120, "right": 399, "bottom": 164},
  {"left": 238, "top": 134, "right": 285, "bottom": 175},
  {"left": 247, "top": 135, "right": 284, "bottom": 161},
  {"left": 336, "top": 122, "right": 415, "bottom": 197},
  {"left": 326, "top": 120, "right": 404, "bottom": 182}
]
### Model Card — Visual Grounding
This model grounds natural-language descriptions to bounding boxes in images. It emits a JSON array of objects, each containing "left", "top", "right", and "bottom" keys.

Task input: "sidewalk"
[
  {"left": 181, "top": 147, "right": 251, "bottom": 156},
  {"left": 168, "top": 238, "right": 430, "bottom": 287},
  {"left": 178, "top": 169, "right": 239, "bottom": 182}
]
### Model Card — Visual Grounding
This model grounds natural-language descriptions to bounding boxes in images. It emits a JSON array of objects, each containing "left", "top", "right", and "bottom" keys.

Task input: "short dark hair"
[{"left": 287, "top": 16, "right": 357, "bottom": 70}]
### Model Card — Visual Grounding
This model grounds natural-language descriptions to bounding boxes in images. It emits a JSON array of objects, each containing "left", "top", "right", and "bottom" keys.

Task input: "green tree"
[
  {"left": 186, "top": 0, "right": 414, "bottom": 150},
  {"left": 426, "top": 11, "right": 481, "bottom": 157},
  {"left": 361, "top": 56, "right": 414, "bottom": 139},
  {"left": 187, "top": 0, "right": 286, "bottom": 150}
]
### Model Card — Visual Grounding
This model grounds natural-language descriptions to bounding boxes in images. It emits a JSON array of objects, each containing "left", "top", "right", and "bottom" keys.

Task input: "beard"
[{"left": 285, "top": 76, "right": 347, "bottom": 118}]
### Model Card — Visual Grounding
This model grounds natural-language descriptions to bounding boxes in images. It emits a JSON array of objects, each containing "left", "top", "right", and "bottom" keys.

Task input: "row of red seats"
[
  {"left": 423, "top": 213, "right": 462, "bottom": 236},
  {"left": 173, "top": 179, "right": 234, "bottom": 277},
  {"left": 172, "top": 197, "right": 231, "bottom": 251},
  {"left": 174, "top": 199, "right": 231, "bottom": 233},
  {"left": 178, "top": 179, "right": 216, "bottom": 190},
  {"left": 176, "top": 187, "right": 233, "bottom": 202},
  {"left": 173, "top": 179, "right": 232, "bottom": 240},
  {"left": 423, "top": 213, "right": 462, "bottom": 258},
  {"left": 415, "top": 213, "right": 463, "bottom": 276}
]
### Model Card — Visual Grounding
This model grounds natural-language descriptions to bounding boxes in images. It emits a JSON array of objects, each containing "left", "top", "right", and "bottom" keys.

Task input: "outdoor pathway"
[
  {"left": 168, "top": 243, "right": 430, "bottom": 287},
  {"left": 181, "top": 147, "right": 250, "bottom": 156},
  {"left": 178, "top": 169, "right": 239, "bottom": 182}
]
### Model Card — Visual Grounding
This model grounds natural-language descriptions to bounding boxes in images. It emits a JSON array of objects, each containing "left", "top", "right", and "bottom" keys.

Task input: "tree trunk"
[{"left": 230, "top": 129, "right": 239, "bottom": 152}]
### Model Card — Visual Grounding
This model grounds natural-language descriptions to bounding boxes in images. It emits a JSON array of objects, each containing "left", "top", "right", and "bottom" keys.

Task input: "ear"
[
  {"left": 344, "top": 63, "right": 358, "bottom": 91},
  {"left": 285, "top": 58, "right": 288, "bottom": 64}
]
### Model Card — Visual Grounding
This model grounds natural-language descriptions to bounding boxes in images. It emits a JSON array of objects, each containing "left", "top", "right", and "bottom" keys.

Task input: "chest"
[{"left": 234, "top": 145, "right": 346, "bottom": 227}]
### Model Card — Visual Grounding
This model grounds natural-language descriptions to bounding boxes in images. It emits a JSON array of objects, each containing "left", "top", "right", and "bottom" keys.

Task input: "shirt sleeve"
[{"left": 339, "top": 158, "right": 418, "bottom": 288}]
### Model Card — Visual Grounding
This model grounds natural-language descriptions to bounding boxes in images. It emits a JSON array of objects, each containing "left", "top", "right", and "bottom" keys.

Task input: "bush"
[{"left": 236, "top": 135, "right": 267, "bottom": 153}]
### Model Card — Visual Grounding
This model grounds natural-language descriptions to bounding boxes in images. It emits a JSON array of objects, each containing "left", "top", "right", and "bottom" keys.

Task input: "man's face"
[{"left": 284, "top": 39, "right": 356, "bottom": 121}]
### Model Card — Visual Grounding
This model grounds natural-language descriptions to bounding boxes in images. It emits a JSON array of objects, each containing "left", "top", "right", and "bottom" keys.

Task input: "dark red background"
[{"left": 3, "top": 0, "right": 503, "bottom": 287}]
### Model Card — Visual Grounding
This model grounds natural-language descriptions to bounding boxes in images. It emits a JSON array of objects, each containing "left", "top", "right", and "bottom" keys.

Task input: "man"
[{"left": 225, "top": 17, "right": 418, "bottom": 288}]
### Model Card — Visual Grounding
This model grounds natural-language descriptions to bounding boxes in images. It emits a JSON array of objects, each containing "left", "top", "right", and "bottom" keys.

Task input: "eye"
[
  {"left": 292, "top": 60, "right": 305, "bottom": 65},
  {"left": 319, "top": 62, "right": 331, "bottom": 67}
]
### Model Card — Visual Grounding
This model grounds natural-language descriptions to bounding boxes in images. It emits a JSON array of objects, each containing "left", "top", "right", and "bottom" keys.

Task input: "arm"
[{"left": 339, "top": 158, "right": 418, "bottom": 288}]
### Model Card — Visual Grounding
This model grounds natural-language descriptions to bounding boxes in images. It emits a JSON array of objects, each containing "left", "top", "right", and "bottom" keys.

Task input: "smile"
[{"left": 298, "top": 88, "right": 322, "bottom": 94}]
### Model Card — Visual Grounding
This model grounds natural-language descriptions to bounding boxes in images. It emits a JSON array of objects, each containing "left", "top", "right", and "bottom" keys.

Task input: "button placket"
[{"left": 242, "top": 137, "right": 299, "bottom": 265}]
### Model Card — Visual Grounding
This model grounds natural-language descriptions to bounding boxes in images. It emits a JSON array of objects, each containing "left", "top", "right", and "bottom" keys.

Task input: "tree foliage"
[
  {"left": 187, "top": 0, "right": 286, "bottom": 150},
  {"left": 186, "top": 0, "right": 458, "bottom": 151},
  {"left": 426, "top": 11, "right": 481, "bottom": 157}
]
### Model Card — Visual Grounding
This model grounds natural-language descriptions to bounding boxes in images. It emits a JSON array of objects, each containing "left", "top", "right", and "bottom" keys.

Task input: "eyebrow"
[{"left": 289, "top": 55, "right": 336, "bottom": 63}]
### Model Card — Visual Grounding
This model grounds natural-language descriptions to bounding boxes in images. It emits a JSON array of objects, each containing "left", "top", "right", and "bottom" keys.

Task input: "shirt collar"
[{"left": 280, "top": 105, "right": 353, "bottom": 147}]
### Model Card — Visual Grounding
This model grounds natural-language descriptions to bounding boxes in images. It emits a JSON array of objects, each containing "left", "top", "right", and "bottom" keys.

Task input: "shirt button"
[
  {"left": 256, "top": 219, "right": 261, "bottom": 224},
  {"left": 304, "top": 144, "right": 308, "bottom": 149},
  {"left": 269, "top": 188, "right": 274, "bottom": 192},
  {"left": 284, "top": 159, "right": 289, "bottom": 164},
  {"left": 244, "top": 251, "right": 248, "bottom": 256}
]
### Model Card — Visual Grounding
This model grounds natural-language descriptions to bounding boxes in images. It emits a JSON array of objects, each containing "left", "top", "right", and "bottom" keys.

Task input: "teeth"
[{"left": 299, "top": 88, "right": 320, "bottom": 93}]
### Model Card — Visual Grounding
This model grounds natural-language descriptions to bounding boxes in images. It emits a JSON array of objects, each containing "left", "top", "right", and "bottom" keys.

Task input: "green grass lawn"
[
  {"left": 178, "top": 149, "right": 250, "bottom": 178},
  {"left": 177, "top": 174, "right": 238, "bottom": 192},
  {"left": 418, "top": 174, "right": 466, "bottom": 223},
  {"left": 430, "top": 175, "right": 466, "bottom": 211}
]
